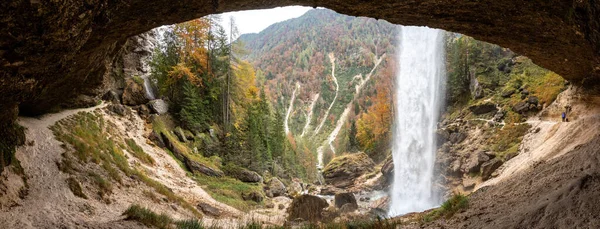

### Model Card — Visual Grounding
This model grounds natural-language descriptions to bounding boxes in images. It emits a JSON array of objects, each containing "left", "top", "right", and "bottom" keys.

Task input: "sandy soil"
[{"left": 424, "top": 86, "right": 600, "bottom": 228}]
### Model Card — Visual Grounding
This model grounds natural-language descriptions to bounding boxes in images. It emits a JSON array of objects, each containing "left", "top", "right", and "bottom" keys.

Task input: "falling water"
[
  {"left": 389, "top": 26, "right": 446, "bottom": 216},
  {"left": 142, "top": 75, "right": 157, "bottom": 100}
]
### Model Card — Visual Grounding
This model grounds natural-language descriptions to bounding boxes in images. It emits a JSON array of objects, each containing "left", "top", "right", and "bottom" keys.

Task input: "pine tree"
[{"left": 179, "top": 80, "right": 207, "bottom": 131}]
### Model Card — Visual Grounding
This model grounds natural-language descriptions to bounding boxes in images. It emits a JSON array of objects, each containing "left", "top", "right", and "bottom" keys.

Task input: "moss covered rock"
[{"left": 322, "top": 152, "right": 375, "bottom": 188}]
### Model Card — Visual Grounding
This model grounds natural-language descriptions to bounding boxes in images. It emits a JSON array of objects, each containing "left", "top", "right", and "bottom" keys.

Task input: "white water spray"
[{"left": 389, "top": 26, "right": 446, "bottom": 216}]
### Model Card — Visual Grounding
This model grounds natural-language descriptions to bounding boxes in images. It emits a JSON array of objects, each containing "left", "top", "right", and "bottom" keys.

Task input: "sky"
[{"left": 217, "top": 6, "right": 312, "bottom": 39}]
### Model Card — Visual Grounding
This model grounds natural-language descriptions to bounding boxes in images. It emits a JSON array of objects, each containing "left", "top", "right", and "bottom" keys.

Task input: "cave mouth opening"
[{"left": 2, "top": 0, "right": 599, "bottom": 182}]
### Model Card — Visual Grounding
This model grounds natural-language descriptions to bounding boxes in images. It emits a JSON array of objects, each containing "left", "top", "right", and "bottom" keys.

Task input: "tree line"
[{"left": 150, "top": 16, "right": 304, "bottom": 178}]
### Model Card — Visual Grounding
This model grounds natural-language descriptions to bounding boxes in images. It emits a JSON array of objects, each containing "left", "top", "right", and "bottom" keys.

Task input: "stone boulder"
[
  {"left": 242, "top": 191, "right": 264, "bottom": 203},
  {"left": 481, "top": 158, "right": 503, "bottom": 180},
  {"left": 174, "top": 127, "right": 187, "bottom": 142},
  {"left": 369, "top": 196, "right": 390, "bottom": 212},
  {"left": 287, "top": 180, "right": 303, "bottom": 197},
  {"left": 334, "top": 193, "right": 357, "bottom": 210},
  {"left": 322, "top": 152, "right": 375, "bottom": 188},
  {"left": 472, "top": 84, "right": 484, "bottom": 99},
  {"left": 148, "top": 131, "right": 165, "bottom": 148},
  {"left": 227, "top": 167, "right": 263, "bottom": 183},
  {"left": 107, "top": 104, "right": 128, "bottom": 116},
  {"left": 501, "top": 89, "right": 515, "bottom": 98},
  {"left": 512, "top": 101, "right": 529, "bottom": 113},
  {"left": 436, "top": 129, "right": 450, "bottom": 145},
  {"left": 185, "top": 159, "right": 224, "bottom": 177},
  {"left": 184, "top": 130, "right": 195, "bottom": 141},
  {"left": 528, "top": 96, "right": 539, "bottom": 105},
  {"left": 462, "top": 151, "right": 491, "bottom": 174},
  {"left": 468, "top": 102, "right": 497, "bottom": 115},
  {"left": 319, "top": 185, "right": 342, "bottom": 195},
  {"left": 287, "top": 195, "right": 329, "bottom": 222},
  {"left": 340, "top": 203, "right": 358, "bottom": 213},
  {"left": 122, "top": 78, "right": 149, "bottom": 106},
  {"left": 102, "top": 90, "right": 121, "bottom": 104},
  {"left": 266, "top": 178, "right": 287, "bottom": 197},
  {"left": 449, "top": 132, "right": 467, "bottom": 144},
  {"left": 148, "top": 99, "right": 168, "bottom": 114},
  {"left": 136, "top": 104, "right": 150, "bottom": 117},
  {"left": 197, "top": 203, "right": 221, "bottom": 217},
  {"left": 493, "top": 111, "right": 505, "bottom": 122}
]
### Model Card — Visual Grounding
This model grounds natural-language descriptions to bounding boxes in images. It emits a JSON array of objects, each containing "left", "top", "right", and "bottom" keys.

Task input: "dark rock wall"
[{"left": 0, "top": 0, "right": 599, "bottom": 172}]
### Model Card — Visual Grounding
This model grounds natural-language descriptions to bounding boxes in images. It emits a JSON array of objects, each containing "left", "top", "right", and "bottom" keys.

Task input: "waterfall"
[
  {"left": 142, "top": 75, "right": 157, "bottom": 100},
  {"left": 389, "top": 26, "right": 446, "bottom": 216}
]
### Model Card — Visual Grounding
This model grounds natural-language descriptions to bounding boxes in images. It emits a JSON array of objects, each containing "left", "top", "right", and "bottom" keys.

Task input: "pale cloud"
[{"left": 218, "top": 6, "right": 312, "bottom": 39}]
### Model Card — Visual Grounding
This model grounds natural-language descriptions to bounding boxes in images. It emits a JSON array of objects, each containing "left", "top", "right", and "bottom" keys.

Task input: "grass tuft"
[
  {"left": 126, "top": 138, "right": 155, "bottom": 165},
  {"left": 123, "top": 204, "right": 173, "bottom": 229},
  {"left": 422, "top": 194, "right": 469, "bottom": 223}
]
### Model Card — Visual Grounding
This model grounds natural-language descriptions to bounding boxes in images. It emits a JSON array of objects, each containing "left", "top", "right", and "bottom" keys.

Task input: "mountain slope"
[{"left": 240, "top": 9, "right": 397, "bottom": 165}]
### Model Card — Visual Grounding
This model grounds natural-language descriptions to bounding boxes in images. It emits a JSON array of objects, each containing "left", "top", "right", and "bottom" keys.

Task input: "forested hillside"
[{"left": 240, "top": 9, "right": 397, "bottom": 166}]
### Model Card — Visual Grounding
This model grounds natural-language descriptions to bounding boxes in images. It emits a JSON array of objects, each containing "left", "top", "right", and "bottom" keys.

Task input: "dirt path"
[
  {"left": 0, "top": 103, "right": 280, "bottom": 228},
  {"left": 421, "top": 87, "right": 600, "bottom": 228},
  {"left": 0, "top": 104, "right": 113, "bottom": 228},
  {"left": 482, "top": 87, "right": 600, "bottom": 188}
]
